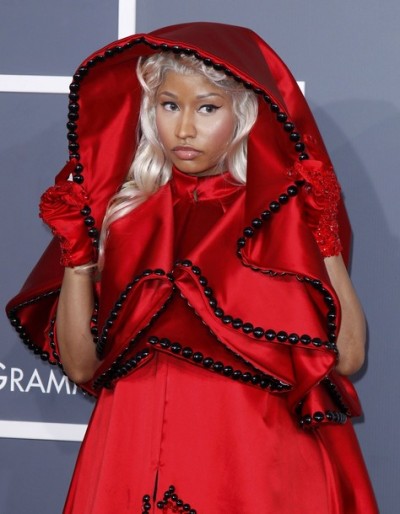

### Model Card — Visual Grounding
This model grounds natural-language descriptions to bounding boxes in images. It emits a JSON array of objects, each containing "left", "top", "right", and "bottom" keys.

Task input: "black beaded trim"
[
  {"left": 93, "top": 289, "right": 174, "bottom": 390},
  {"left": 234, "top": 187, "right": 338, "bottom": 356},
  {"left": 96, "top": 268, "right": 172, "bottom": 358},
  {"left": 7, "top": 289, "right": 60, "bottom": 364},
  {"left": 299, "top": 408, "right": 348, "bottom": 427},
  {"left": 236, "top": 180, "right": 304, "bottom": 260},
  {"left": 321, "top": 376, "right": 352, "bottom": 416},
  {"left": 141, "top": 493, "right": 152, "bottom": 513},
  {"left": 147, "top": 335, "right": 289, "bottom": 392},
  {"left": 142, "top": 485, "right": 197, "bottom": 513},
  {"left": 175, "top": 260, "right": 337, "bottom": 355},
  {"left": 67, "top": 38, "right": 309, "bottom": 164},
  {"left": 48, "top": 316, "right": 63, "bottom": 370},
  {"left": 175, "top": 283, "right": 291, "bottom": 391},
  {"left": 297, "top": 376, "right": 351, "bottom": 427}
]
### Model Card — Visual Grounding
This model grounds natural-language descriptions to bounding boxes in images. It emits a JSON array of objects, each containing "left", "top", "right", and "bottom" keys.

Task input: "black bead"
[
  {"left": 160, "top": 338, "right": 171, "bottom": 348},
  {"left": 287, "top": 185, "right": 298, "bottom": 196},
  {"left": 203, "top": 287, "right": 213, "bottom": 297},
  {"left": 288, "top": 333, "right": 299, "bottom": 344},
  {"left": 241, "top": 372, "right": 251, "bottom": 382},
  {"left": 243, "top": 226, "right": 254, "bottom": 238},
  {"left": 182, "top": 347, "right": 193, "bottom": 358},
  {"left": 222, "top": 315, "right": 233, "bottom": 324},
  {"left": 327, "top": 310, "right": 336, "bottom": 321},
  {"left": 203, "top": 58, "right": 213, "bottom": 66},
  {"left": 303, "top": 414, "right": 312, "bottom": 425},
  {"left": 69, "top": 82, "right": 80, "bottom": 92},
  {"left": 170, "top": 343, "right": 182, "bottom": 353},
  {"left": 242, "top": 322, "right": 254, "bottom": 334},
  {"left": 237, "top": 237, "right": 246, "bottom": 248},
  {"left": 277, "top": 331, "right": 288, "bottom": 342},
  {"left": 84, "top": 216, "right": 95, "bottom": 226},
  {"left": 295, "top": 142, "right": 305, "bottom": 152},
  {"left": 191, "top": 265, "right": 201, "bottom": 275},
  {"left": 284, "top": 122, "right": 295, "bottom": 132},
  {"left": 208, "top": 298, "right": 217, "bottom": 308},
  {"left": 278, "top": 193, "right": 289, "bottom": 204},
  {"left": 232, "top": 318, "right": 243, "bottom": 329},
  {"left": 270, "top": 103, "right": 280, "bottom": 113},
  {"left": 214, "top": 307, "right": 224, "bottom": 318},
  {"left": 68, "top": 112, "right": 79, "bottom": 122},
  {"left": 261, "top": 210, "right": 271, "bottom": 220},
  {"left": 212, "top": 361, "right": 223, "bottom": 372},
  {"left": 313, "top": 411, "right": 325, "bottom": 422},
  {"left": 251, "top": 218, "right": 263, "bottom": 229},
  {"left": 199, "top": 276, "right": 207, "bottom": 286},
  {"left": 105, "top": 48, "right": 116, "bottom": 58},
  {"left": 181, "top": 259, "right": 192, "bottom": 267},
  {"left": 203, "top": 357, "right": 214, "bottom": 367},
  {"left": 73, "top": 175, "right": 84, "bottom": 184},
  {"left": 289, "top": 132, "right": 301, "bottom": 142},
  {"left": 69, "top": 103, "right": 79, "bottom": 113},
  {"left": 192, "top": 352, "right": 203, "bottom": 363},
  {"left": 277, "top": 112, "right": 287, "bottom": 122},
  {"left": 88, "top": 227, "right": 98, "bottom": 237},
  {"left": 300, "top": 334, "right": 311, "bottom": 345},
  {"left": 223, "top": 366, "right": 233, "bottom": 376},
  {"left": 253, "top": 327, "right": 264, "bottom": 338},
  {"left": 265, "top": 329, "right": 276, "bottom": 341},
  {"left": 232, "top": 370, "right": 242, "bottom": 380},
  {"left": 312, "top": 338, "right": 322, "bottom": 347},
  {"left": 172, "top": 45, "right": 182, "bottom": 54},
  {"left": 269, "top": 201, "right": 280, "bottom": 212},
  {"left": 299, "top": 152, "right": 309, "bottom": 160}
]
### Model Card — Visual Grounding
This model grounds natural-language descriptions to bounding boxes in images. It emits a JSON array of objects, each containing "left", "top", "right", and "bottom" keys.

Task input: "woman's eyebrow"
[{"left": 158, "top": 91, "right": 224, "bottom": 100}]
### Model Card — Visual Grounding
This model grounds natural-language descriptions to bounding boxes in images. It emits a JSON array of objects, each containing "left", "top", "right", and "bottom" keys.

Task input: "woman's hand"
[
  {"left": 324, "top": 254, "right": 366, "bottom": 375},
  {"left": 39, "top": 159, "right": 96, "bottom": 267}
]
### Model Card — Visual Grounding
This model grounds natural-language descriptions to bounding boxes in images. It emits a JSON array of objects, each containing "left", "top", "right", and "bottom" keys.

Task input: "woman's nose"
[{"left": 175, "top": 111, "right": 196, "bottom": 139}]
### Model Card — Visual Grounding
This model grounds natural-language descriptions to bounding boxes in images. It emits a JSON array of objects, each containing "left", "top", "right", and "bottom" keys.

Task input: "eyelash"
[{"left": 160, "top": 102, "right": 221, "bottom": 114}]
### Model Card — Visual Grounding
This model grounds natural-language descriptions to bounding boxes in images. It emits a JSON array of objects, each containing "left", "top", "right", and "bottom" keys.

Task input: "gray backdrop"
[{"left": 1, "top": 1, "right": 398, "bottom": 512}]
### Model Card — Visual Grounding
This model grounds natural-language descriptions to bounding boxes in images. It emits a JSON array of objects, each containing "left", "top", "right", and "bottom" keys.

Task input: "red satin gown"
[{"left": 63, "top": 169, "right": 377, "bottom": 514}]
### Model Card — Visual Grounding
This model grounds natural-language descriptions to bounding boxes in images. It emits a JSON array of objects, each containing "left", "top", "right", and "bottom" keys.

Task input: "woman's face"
[{"left": 155, "top": 70, "right": 236, "bottom": 176}]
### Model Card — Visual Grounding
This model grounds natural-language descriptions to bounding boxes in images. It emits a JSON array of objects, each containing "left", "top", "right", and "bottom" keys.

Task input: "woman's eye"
[
  {"left": 199, "top": 104, "right": 221, "bottom": 114},
  {"left": 161, "top": 102, "right": 179, "bottom": 111}
]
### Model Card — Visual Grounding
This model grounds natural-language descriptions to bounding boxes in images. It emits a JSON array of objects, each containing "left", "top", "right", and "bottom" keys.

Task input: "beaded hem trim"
[{"left": 142, "top": 485, "right": 197, "bottom": 513}]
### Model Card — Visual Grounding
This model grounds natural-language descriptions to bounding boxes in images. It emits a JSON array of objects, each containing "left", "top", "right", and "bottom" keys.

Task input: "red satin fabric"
[
  {"left": 5, "top": 22, "right": 378, "bottom": 512},
  {"left": 64, "top": 169, "right": 377, "bottom": 513}
]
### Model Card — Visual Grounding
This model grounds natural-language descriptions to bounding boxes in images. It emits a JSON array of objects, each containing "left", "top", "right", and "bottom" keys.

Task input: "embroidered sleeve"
[{"left": 292, "top": 160, "right": 342, "bottom": 257}]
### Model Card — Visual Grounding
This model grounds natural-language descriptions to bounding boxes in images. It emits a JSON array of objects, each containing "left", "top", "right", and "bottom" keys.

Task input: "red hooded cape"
[{"left": 7, "top": 22, "right": 358, "bottom": 427}]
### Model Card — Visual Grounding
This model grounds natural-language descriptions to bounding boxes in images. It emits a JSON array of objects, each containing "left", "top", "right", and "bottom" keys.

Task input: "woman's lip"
[{"left": 172, "top": 147, "right": 202, "bottom": 160}]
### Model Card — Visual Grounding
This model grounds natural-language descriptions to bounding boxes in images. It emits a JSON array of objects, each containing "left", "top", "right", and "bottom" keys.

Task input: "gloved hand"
[
  {"left": 39, "top": 159, "right": 96, "bottom": 267},
  {"left": 293, "top": 159, "right": 342, "bottom": 258}
]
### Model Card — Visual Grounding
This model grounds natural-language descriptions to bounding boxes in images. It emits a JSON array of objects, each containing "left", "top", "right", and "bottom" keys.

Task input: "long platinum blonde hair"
[{"left": 98, "top": 52, "right": 258, "bottom": 267}]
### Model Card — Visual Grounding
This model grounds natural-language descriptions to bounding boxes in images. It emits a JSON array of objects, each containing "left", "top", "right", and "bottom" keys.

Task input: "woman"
[{"left": 6, "top": 22, "right": 378, "bottom": 513}]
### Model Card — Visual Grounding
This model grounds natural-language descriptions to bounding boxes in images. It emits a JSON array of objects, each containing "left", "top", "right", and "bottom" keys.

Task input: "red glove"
[
  {"left": 293, "top": 160, "right": 342, "bottom": 258},
  {"left": 39, "top": 159, "right": 96, "bottom": 267}
]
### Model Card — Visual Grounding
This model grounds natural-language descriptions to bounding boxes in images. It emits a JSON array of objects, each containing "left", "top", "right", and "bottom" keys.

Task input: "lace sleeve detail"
[{"left": 292, "top": 160, "right": 342, "bottom": 257}]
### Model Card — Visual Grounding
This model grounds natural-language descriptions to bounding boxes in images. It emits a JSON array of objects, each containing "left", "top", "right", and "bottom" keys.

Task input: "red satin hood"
[{"left": 6, "top": 23, "right": 356, "bottom": 425}]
